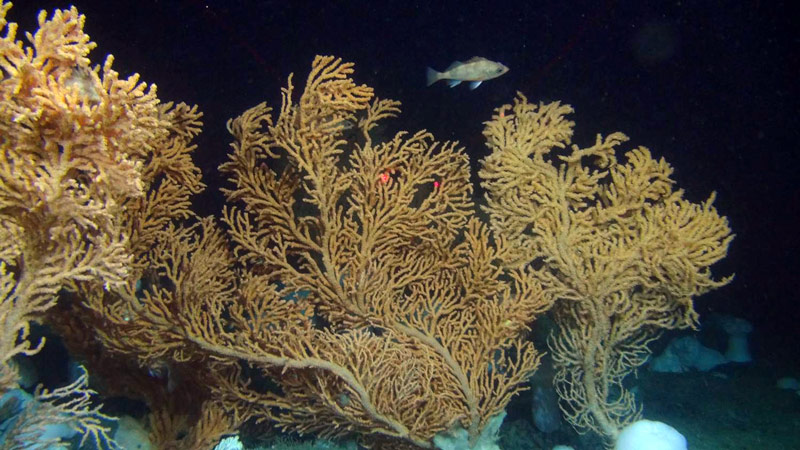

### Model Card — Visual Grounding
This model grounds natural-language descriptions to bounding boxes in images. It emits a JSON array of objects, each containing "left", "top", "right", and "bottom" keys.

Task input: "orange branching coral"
[
  {"left": 76, "top": 100, "right": 207, "bottom": 341},
  {"left": 95, "top": 217, "right": 235, "bottom": 367},
  {"left": 0, "top": 3, "right": 225, "bottom": 446},
  {"left": 0, "top": 1, "right": 165, "bottom": 392},
  {"left": 0, "top": 5, "right": 240, "bottom": 447},
  {"left": 182, "top": 56, "right": 554, "bottom": 448},
  {"left": 148, "top": 399, "right": 237, "bottom": 450},
  {"left": 36, "top": 89, "right": 222, "bottom": 449},
  {"left": 479, "top": 93, "right": 734, "bottom": 443}
]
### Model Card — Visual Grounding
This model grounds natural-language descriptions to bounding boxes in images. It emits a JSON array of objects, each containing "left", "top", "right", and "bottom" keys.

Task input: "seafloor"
[
  {"left": 638, "top": 365, "right": 800, "bottom": 450},
  {"left": 495, "top": 361, "right": 800, "bottom": 450},
  {"left": 247, "top": 358, "right": 800, "bottom": 450}
]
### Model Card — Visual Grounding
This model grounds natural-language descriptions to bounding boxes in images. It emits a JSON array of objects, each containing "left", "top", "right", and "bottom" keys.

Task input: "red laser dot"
[{"left": 433, "top": 181, "right": 440, "bottom": 188}]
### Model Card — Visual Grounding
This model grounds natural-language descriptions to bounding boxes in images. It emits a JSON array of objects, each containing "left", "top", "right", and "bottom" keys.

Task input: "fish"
[{"left": 426, "top": 57, "right": 509, "bottom": 90}]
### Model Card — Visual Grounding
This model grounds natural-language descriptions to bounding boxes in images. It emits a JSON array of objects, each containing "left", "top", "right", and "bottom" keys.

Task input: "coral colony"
[{"left": 0, "top": 3, "right": 731, "bottom": 449}]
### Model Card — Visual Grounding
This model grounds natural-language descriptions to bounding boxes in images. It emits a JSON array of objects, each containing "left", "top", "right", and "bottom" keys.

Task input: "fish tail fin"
[{"left": 426, "top": 67, "right": 441, "bottom": 87}]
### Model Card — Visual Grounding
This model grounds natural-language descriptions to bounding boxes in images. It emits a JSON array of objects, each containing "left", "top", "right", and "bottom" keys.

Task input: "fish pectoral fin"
[
  {"left": 447, "top": 80, "right": 462, "bottom": 88},
  {"left": 469, "top": 81, "right": 483, "bottom": 90}
]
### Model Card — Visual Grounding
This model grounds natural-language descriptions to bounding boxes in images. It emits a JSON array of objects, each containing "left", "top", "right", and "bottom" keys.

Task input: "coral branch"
[{"left": 480, "top": 93, "right": 733, "bottom": 443}]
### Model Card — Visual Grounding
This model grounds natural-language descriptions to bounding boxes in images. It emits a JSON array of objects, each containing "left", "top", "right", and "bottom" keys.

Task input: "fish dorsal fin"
[
  {"left": 465, "top": 56, "right": 487, "bottom": 63},
  {"left": 445, "top": 61, "right": 463, "bottom": 71}
]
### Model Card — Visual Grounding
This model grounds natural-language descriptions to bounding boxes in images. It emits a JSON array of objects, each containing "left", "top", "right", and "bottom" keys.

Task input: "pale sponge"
[{"left": 614, "top": 420, "right": 687, "bottom": 450}]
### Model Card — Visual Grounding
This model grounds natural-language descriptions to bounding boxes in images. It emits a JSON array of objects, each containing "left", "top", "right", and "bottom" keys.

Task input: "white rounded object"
[{"left": 614, "top": 420, "right": 687, "bottom": 450}]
